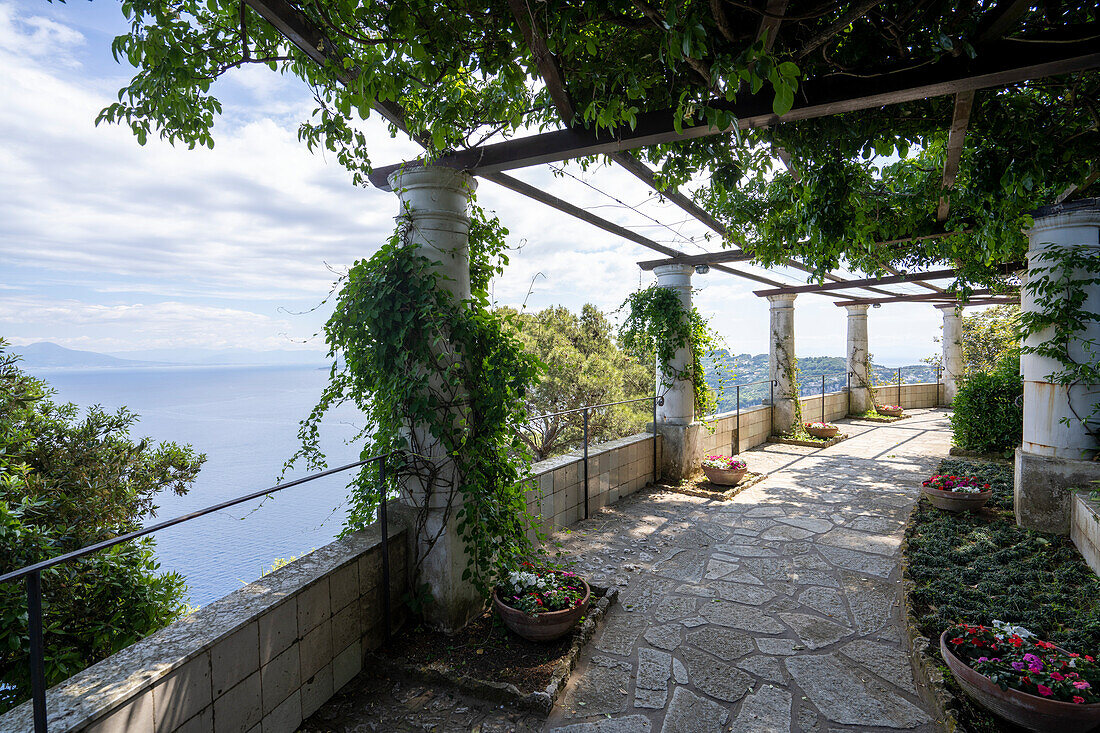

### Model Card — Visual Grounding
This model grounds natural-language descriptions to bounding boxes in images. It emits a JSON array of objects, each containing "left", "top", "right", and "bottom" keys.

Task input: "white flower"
[{"left": 992, "top": 620, "right": 1034, "bottom": 640}]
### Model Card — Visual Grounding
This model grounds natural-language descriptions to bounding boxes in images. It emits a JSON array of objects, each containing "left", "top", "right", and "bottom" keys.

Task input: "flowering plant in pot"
[
  {"left": 700, "top": 454, "right": 748, "bottom": 485},
  {"left": 941, "top": 621, "right": 1100, "bottom": 732},
  {"left": 921, "top": 474, "right": 993, "bottom": 511},
  {"left": 804, "top": 421, "right": 838, "bottom": 439},
  {"left": 878, "top": 404, "right": 904, "bottom": 416},
  {"left": 492, "top": 562, "right": 590, "bottom": 642}
]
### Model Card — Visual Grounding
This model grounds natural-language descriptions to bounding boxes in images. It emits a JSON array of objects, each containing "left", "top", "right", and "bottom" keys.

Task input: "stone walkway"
[
  {"left": 302, "top": 409, "right": 950, "bottom": 732},
  {"left": 544, "top": 408, "right": 950, "bottom": 733}
]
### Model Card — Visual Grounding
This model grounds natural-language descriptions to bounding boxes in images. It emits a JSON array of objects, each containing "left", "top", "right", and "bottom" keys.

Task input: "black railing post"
[
  {"left": 378, "top": 455, "right": 391, "bottom": 640},
  {"left": 937, "top": 365, "right": 942, "bottom": 406},
  {"left": 28, "top": 570, "right": 46, "bottom": 733},
  {"left": 735, "top": 385, "right": 741, "bottom": 455},
  {"left": 897, "top": 367, "right": 902, "bottom": 406},
  {"left": 821, "top": 374, "right": 826, "bottom": 423},
  {"left": 582, "top": 407, "right": 590, "bottom": 519},
  {"left": 846, "top": 370, "right": 851, "bottom": 415},
  {"left": 652, "top": 395, "right": 658, "bottom": 483}
]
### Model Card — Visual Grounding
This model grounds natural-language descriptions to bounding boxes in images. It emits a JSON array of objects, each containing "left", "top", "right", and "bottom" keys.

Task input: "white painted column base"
[{"left": 768, "top": 294, "right": 798, "bottom": 435}]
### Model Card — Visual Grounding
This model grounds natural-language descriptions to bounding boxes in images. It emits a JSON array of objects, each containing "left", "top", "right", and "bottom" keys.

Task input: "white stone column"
[
  {"left": 845, "top": 304, "right": 871, "bottom": 414},
  {"left": 937, "top": 305, "right": 964, "bottom": 405},
  {"left": 768, "top": 294, "right": 798, "bottom": 434},
  {"left": 654, "top": 264, "right": 695, "bottom": 425},
  {"left": 652, "top": 264, "right": 702, "bottom": 480},
  {"left": 1016, "top": 198, "right": 1100, "bottom": 533},
  {"left": 387, "top": 165, "right": 481, "bottom": 631}
]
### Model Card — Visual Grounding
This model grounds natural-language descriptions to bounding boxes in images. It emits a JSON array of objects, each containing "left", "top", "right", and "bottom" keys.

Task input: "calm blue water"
[{"left": 38, "top": 365, "right": 364, "bottom": 607}]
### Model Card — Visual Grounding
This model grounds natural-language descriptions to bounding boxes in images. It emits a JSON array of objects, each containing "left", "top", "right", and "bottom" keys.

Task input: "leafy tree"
[
  {"left": 950, "top": 354, "right": 1023, "bottom": 456},
  {"left": 502, "top": 304, "right": 650, "bottom": 460},
  {"left": 927, "top": 305, "right": 1022, "bottom": 376},
  {"left": 0, "top": 342, "right": 204, "bottom": 712}
]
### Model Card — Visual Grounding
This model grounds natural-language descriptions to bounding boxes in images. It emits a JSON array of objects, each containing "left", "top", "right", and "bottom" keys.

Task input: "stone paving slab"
[{"left": 545, "top": 409, "right": 950, "bottom": 733}]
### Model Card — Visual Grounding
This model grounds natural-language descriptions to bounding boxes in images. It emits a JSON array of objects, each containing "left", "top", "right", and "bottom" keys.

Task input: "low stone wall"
[
  {"left": 0, "top": 517, "right": 409, "bottom": 733},
  {"left": 1071, "top": 491, "right": 1100, "bottom": 574},
  {"left": 875, "top": 381, "right": 942, "bottom": 410},
  {"left": 525, "top": 432, "right": 661, "bottom": 531}
]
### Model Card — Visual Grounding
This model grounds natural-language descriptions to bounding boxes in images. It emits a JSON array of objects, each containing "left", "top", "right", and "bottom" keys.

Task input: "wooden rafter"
[
  {"left": 936, "top": 90, "right": 975, "bottom": 221},
  {"left": 832, "top": 289, "right": 1016, "bottom": 306},
  {"left": 507, "top": 0, "right": 575, "bottom": 124},
  {"left": 637, "top": 251, "right": 754, "bottom": 270},
  {"left": 975, "top": 0, "right": 1034, "bottom": 44},
  {"left": 368, "top": 38, "right": 1100, "bottom": 187},
  {"left": 754, "top": 262, "right": 1024, "bottom": 296}
]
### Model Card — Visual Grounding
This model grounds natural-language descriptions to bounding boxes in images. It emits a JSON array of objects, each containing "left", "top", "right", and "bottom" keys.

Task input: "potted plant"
[
  {"left": 940, "top": 621, "right": 1100, "bottom": 732},
  {"left": 804, "top": 421, "right": 839, "bottom": 439},
  {"left": 492, "top": 563, "right": 590, "bottom": 642},
  {"left": 921, "top": 474, "right": 993, "bottom": 511},
  {"left": 878, "top": 404, "right": 904, "bottom": 417},
  {"left": 701, "top": 454, "right": 748, "bottom": 485}
]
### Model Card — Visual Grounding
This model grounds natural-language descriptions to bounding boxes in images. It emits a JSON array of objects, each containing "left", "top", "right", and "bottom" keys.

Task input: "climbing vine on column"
[
  {"left": 289, "top": 204, "right": 545, "bottom": 598},
  {"left": 618, "top": 284, "right": 725, "bottom": 417},
  {"left": 1019, "top": 243, "right": 1100, "bottom": 448}
]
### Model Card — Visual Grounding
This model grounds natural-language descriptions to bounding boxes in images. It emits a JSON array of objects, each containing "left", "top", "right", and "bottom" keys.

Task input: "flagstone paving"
[
  {"left": 544, "top": 408, "right": 950, "bottom": 733},
  {"left": 303, "top": 409, "right": 951, "bottom": 732}
]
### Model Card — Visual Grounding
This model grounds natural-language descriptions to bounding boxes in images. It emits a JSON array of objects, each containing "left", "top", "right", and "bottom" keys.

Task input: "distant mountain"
[
  {"left": 703, "top": 350, "right": 937, "bottom": 412},
  {"left": 106, "top": 347, "right": 327, "bottom": 366},
  {"left": 11, "top": 342, "right": 162, "bottom": 369}
]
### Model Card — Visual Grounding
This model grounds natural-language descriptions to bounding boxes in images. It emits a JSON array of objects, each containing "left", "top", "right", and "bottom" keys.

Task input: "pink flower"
[
  {"left": 1037, "top": 685, "right": 1054, "bottom": 697},
  {"left": 1050, "top": 672, "right": 1065, "bottom": 681},
  {"left": 1074, "top": 681, "right": 1091, "bottom": 690},
  {"left": 1073, "top": 696, "right": 1086, "bottom": 704}
]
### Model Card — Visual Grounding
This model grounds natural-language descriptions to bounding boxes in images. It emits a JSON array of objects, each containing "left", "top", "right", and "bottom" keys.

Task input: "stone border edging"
[
  {"left": 767, "top": 433, "right": 849, "bottom": 448},
  {"left": 667, "top": 472, "right": 768, "bottom": 501},
  {"left": 899, "top": 498, "right": 963, "bottom": 733},
  {"left": 854, "top": 414, "right": 911, "bottom": 423},
  {"left": 366, "top": 585, "right": 619, "bottom": 714}
]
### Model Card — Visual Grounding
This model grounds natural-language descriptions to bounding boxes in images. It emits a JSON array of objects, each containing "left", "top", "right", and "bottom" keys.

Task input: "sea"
[{"left": 37, "top": 365, "right": 365, "bottom": 607}]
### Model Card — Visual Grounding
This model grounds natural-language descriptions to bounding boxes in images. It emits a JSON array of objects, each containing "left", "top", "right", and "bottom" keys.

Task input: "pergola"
[
  {"left": 239, "top": 0, "right": 1093, "bottom": 310},
  {"left": 228, "top": 0, "right": 1095, "bottom": 628}
]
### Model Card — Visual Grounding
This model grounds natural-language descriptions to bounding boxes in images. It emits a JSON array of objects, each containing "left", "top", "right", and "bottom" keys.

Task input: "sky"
[{"left": 0, "top": 0, "right": 954, "bottom": 365}]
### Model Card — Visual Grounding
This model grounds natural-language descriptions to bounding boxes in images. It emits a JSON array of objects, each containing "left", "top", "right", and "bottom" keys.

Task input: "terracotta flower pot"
[
  {"left": 922, "top": 485, "right": 993, "bottom": 512},
  {"left": 806, "top": 426, "right": 838, "bottom": 439},
  {"left": 878, "top": 406, "right": 904, "bottom": 417},
  {"left": 702, "top": 465, "right": 747, "bottom": 486},
  {"left": 492, "top": 578, "right": 590, "bottom": 642},
  {"left": 940, "top": 631, "right": 1100, "bottom": 732}
]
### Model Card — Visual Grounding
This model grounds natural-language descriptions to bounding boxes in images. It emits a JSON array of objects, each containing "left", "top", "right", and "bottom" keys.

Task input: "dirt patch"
[{"left": 378, "top": 611, "right": 572, "bottom": 693}]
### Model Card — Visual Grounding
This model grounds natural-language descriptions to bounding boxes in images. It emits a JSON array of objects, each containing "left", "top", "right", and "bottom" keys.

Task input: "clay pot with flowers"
[
  {"left": 878, "top": 404, "right": 904, "bottom": 417},
  {"left": 804, "top": 421, "right": 839, "bottom": 439},
  {"left": 941, "top": 621, "right": 1100, "bottom": 732},
  {"left": 492, "top": 563, "right": 590, "bottom": 642},
  {"left": 700, "top": 454, "right": 748, "bottom": 485},
  {"left": 921, "top": 474, "right": 993, "bottom": 511}
]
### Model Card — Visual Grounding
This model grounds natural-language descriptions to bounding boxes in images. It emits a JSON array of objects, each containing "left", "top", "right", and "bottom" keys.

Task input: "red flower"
[
  {"left": 1036, "top": 640, "right": 1056, "bottom": 650},
  {"left": 950, "top": 637, "right": 964, "bottom": 645},
  {"left": 1037, "top": 685, "right": 1054, "bottom": 697},
  {"left": 1086, "top": 655, "right": 1095, "bottom": 662},
  {"left": 1074, "top": 696, "right": 1086, "bottom": 704}
]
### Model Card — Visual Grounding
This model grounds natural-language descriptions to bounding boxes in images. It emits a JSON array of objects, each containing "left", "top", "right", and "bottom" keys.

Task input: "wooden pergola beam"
[
  {"left": 832, "top": 288, "right": 1015, "bottom": 306},
  {"left": 506, "top": 0, "right": 575, "bottom": 124},
  {"left": 936, "top": 90, "right": 975, "bottom": 221},
  {"left": 975, "top": 0, "right": 1034, "bottom": 44},
  {"left": 368, "top": 38, "right": 1100, "bottom": 188},
  {"left": 637, "top": 250, "right": 755, "bottom": 270},
  {"left": 754, "top": 262, "right": 1024, "bottom": 296}
]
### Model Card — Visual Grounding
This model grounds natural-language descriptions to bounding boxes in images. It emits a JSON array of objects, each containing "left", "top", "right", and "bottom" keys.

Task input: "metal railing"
[
  {"left": 0, "top": 453, "right": 395, "bottom": 733},
  {"left": 522, "top": 395, "right": 663, "bottom": 519},
  {"left": 728, "top": 379, "right": 774, "bottom": 455}
]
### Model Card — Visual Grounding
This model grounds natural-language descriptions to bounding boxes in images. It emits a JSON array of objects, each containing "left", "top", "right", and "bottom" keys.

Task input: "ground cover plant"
[{"left": 905, "top": 458, "right": 1100, "bottom": 731}]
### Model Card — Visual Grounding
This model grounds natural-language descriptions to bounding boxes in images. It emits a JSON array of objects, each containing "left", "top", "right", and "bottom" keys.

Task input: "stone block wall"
[
  {"left": 0, "top": 517, "right": 408, "bottom": 733},
  {"left": 1071, "top": 492, "right": 1100, "bottom": 574},
  {"left": 525, "top": 432, "right": 661, "bottom": 531}
]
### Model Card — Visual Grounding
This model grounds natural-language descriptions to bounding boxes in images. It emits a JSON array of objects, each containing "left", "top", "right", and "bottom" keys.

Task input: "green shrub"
[
  {"left": 950, "top": 356, "right": 1022, "bottom": 455},
  {"left": 0, "top": 342, "right": 204, "bottom": 712}
]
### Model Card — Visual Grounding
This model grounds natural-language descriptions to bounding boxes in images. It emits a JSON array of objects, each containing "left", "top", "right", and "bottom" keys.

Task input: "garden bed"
[
  {"left": 369, "top": 585, "right": 618, "bottom": 713},
  {"left": 900, "top": 458, "right": 1100, "bottom": 733},
  {"left": 767, "top": 433, "right": 848, "bottom": 448},
  {"left": 947, "top": 445, "right": 1013, "bottom": 462},
  {"left": 669, "top": 471, "right": 768, "bottom": 500},
  {"left": 853, "top": 413, "right": 910, "bottom": 423}
]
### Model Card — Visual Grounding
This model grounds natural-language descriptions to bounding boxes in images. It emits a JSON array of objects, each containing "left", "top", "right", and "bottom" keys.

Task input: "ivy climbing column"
[
  {"left": 936, "top": 305, "right": 964, "bottom": 405},
  {"left": 1016, "top": 198, "right": 1100, "bottom": 534},
  {"left": 387, "top": 165, "right": 482, "bottom": 632},
  {"left": 845, "top": 304, "right": 872, "bottom": 414},
  {"left": 768, "top": 294, "right": 798, "bottom": 435},
  {"left": 653, "top": 264, "right": 701, "bottom": 480}
]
